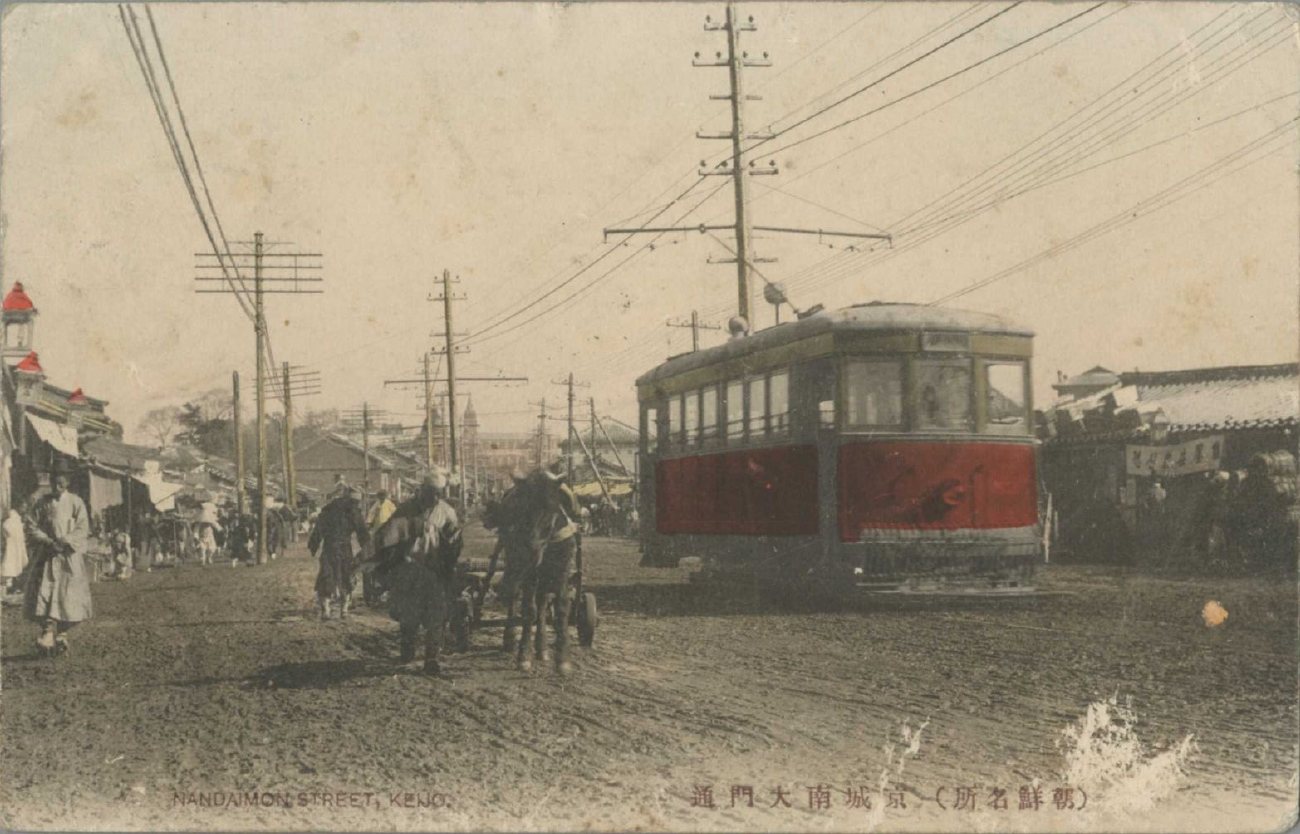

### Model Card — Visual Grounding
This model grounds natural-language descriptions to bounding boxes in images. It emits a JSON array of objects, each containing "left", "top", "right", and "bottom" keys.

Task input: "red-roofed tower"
[{"left": 3, "top": 282, "right": 38, "bottom": 363}]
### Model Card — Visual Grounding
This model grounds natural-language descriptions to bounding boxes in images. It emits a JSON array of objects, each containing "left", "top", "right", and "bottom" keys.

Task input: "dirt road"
[{"left": 2, "top": 527, "right": 1295, "bottom": 832}]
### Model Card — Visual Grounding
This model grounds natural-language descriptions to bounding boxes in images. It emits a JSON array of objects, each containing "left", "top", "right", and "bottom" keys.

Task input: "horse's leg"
[
  {"left": 398, "top": 621, "right": 418, "bottom": 663},
  {"left": 536, "top": 590, "right": 553, "bottom": 662},
  {"left": 424, "top": 598, "right": 445, "bottom": 675},
  {"left": 554, "top": 584, "right": 572, "bottom": 675},
  {"left": 516, "top": 575, "right": 536, "bottom": 671},
  {"left": 503, "top": 588, "right": 517, "bottom": 652}
]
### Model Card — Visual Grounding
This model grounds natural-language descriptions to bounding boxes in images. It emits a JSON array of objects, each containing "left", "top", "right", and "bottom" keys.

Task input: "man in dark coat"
[
  {"left": 308, "top": 486, "right": 369, "bottom": 620},
  {"left": 372, "top": 473, "right": 462, "bottom": 673}
]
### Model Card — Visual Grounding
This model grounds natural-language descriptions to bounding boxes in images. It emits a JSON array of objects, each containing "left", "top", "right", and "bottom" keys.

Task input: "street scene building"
[{"left": 0, "top": 4, "right": 1296, "bottom": 833}]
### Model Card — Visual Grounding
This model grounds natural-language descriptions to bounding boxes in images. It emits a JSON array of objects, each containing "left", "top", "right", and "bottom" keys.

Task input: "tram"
[{"left": 635, "top": 301, "right": 1041, "bottom": 595}]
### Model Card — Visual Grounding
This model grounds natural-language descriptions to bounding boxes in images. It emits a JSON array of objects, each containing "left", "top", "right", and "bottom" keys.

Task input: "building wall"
[{"left": 294, "top": 439, "right": 394, "bottom": 496}]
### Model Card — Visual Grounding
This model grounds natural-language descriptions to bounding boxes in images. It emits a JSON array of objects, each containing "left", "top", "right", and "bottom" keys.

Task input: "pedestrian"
[
  {"left": 2, "top": 507, "right": 29, "bottom": 594},
  {"left": 381, "top": 471, "right": 462, "bottom": 673},
  {"left": 361, "top": 490, "right": 396, "bottom": 605},
  {"left": 111, "top": 526, "right": 132, "bottom": 579},
  {"left": 367, "top": 489, "right": 396, "bottom": 531},
  {"left": 24, "top": 461, "right": 93, "bottom": 656},
  {"left": 308, "top": 485, "right": 369, "bottom": 620}
]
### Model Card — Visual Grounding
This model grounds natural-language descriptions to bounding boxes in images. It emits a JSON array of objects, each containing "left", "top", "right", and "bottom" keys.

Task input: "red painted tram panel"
[
  {"left": 838, "top": 441, "right": 1036, "bottom": 540},
  {"left": 656, "top": 445, "right": 820, "bottom": 536}
]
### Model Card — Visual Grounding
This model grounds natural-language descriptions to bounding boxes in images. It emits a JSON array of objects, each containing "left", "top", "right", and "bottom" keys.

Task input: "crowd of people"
[{"left": 3, "top": 457, "right": 596, "bottom": 674}]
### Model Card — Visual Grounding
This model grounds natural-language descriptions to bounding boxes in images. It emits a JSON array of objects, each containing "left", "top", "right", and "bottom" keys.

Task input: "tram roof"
[{"left": 636, "top": 302, "right": 1032, "bottom": 385}]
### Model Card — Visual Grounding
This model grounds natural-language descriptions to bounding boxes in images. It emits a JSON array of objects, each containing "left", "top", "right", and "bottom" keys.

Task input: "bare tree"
[{"left": 138, "top": 406, "right": 182, "bottom": 447}]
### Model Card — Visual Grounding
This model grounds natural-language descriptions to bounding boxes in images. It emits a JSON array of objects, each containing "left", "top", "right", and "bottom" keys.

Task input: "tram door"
[{"left": 798, "top": 358, "right": 839, "bottom": 561}]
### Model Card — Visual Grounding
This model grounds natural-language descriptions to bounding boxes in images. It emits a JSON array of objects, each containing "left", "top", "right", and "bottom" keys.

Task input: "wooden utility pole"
[
  {"left": 721, "top": 2, "right": 757, "bottom": 326},
  {"left": 233, "top": 370, "right": 245, "bottom": 516},
  {"left": 536, "top": 399, "right": 547, "bottom": 469},
  {"left": 194, "top": 234, "right": 323, "bottom": 564},
  {"left": 667, "top": 310, "right": 723, "bottom": 352},
  {"left": 552, "top": 374, "right": 590, "bottom": 481},
  {"left": 362, "top": 402, "right": 371, "bottom": 504},
  {"left": 602, "top": 7, "right": 887, "bottom": 331},
  {"left": 281, "top": 362, "right": 294, "bottom": 510},
  {"left": 254, "top": 232, "right": 267, "bottom": 565},
  {"left": 442, "top": 270, "right": 461, "bottom": 504},
  {"left": 423, "top": 353, "right": 436, "bottom": 471}
]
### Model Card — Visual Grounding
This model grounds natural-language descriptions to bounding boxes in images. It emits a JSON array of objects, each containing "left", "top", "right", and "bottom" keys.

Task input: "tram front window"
[
  {"left": 984, "top": 361, "right": 1028, "bottom": 433},
  {"left": 845, "top": 359, "right": 903, "bottom": 429},
  {"left": 915, "top": 360, "right": 973, "bottom": 431}
]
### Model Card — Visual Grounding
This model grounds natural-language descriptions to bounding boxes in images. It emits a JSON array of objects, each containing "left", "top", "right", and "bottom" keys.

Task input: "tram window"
[
  {"left": 644, "top": 406, "right": 659, "bottom": 454},
  {"left": 685, "top": 390, "right": 700, "bottom": 443},
  {"left": 669, "top": 395, "right": 682, "bottom": 446},
  {"left": 845, "top": 359, "right": 903, "bottom": 429},
  {"left": 726, "top": 380, "right": 744, "bottom": 441},
  {"left": 915, "top": 360, "right": 973, "bottom": 431},
  {"left": 769, "top": 371, "right": 790, "bottom": 435},
  {"left": 700, "top": 386, "right": 718, "bottom": 442},
  {"left": 747, "top": 376, "right": 767, "bottom": 437},
  {"left": 984, "top": 361, "right": 1027, "bottom": 433}
]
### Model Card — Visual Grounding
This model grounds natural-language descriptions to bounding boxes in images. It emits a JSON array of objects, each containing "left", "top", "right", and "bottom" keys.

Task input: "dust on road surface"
[{"left": 2, "top": 527, "right": 1295, "bottom": 832}]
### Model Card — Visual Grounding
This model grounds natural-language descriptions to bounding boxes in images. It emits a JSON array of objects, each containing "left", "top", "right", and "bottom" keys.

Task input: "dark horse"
[
  {"left": 481, "top": 479, "right": 536, "bottom": 653},
  {"left": 510, "top": 472, "right": 583, "bottom": 675}
]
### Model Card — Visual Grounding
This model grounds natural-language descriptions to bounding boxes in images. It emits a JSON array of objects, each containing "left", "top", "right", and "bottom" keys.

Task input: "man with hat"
[
  {"left": 383, "top": 467, "right": 462, "bottom": 673},
  {"left": 24, "top": 459, "right": 93, "bottom": 655},
  {"left": 308, "top": 484, "right": 369, "bottom": 620}
]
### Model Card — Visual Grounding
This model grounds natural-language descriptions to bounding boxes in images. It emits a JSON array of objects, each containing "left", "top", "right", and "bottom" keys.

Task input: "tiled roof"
[
  {"left": 1039, "top": 363, "right": 1298, "bottom": 441},
  {"left": 83, "top": 436, "right": 160, "bottom": 470}
]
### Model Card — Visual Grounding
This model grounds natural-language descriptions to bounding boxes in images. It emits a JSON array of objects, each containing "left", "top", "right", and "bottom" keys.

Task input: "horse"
[
  {"left": 512, "top": 472, "right": 582, "bottom": 675},
  {"left": 481, "top": 482, "right": 538, "bottom": 653}
]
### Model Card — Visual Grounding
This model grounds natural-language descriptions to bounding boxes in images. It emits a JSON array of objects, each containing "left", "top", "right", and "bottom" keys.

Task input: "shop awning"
[
  {"left": 26, "top": 412, "right": 80, "bottom": 458},
  {"left": 572, "top": 481, "right": 633, "bottom": 498},
  {"left": 133, "top": 476, "right": 184, "bottom": 511}
]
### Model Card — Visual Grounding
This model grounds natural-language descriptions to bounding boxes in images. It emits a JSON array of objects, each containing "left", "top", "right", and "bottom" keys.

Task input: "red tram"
[{"left": 635, "top": 302, "right": 1041, "bottom": 595}]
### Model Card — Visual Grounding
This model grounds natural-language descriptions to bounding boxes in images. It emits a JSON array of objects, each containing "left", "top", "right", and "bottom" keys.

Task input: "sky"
[{"left": 2, "top": 1, "right": 1297, "bottom": 446}]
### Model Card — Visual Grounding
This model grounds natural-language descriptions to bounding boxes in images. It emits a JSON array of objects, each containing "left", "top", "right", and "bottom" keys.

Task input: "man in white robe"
[{"left": 24, "top": 466, "right": 93, "bottom": 655}]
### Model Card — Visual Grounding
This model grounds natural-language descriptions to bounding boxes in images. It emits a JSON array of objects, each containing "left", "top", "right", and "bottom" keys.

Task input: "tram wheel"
[{"left": 576, "top": 592, "right": 598, "bottom": 647}]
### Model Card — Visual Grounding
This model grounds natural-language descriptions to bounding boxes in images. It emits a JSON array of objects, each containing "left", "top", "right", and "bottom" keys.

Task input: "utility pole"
[
  {"left": 552, "top": 374, "right": 590, "bottom": 482},
  {"left": 717, "top": 2, "right": 761, "bottom": 326},
  {"left": 233, "top": 371, "right": 245, "bottom": 517},
  {"left": 195, "top": 233, "right": 323, "bottom": 567},
  {"left": 535, "top": 399, "right": 548, "bottom": 468},
  {"left": 602, "top": 5, "right": 888, "bottom": 332},
  {"left": 281, "top": 362, "right": 293, "bottom": 510},
  {"left": 362, "top": 402, "right": 370, "bottom": 502},
  {"left": 423, "top": 353, "right": 435, "bottom": 471},
  {"left": 254, "top": 232, "right": 266, "bottom": 564},
  {"left": 340, "top": 404, "right": 389, "bottom": 505},
  {"left": 667, "top": 310, "right": 724, "bottom": 352},
  {"left": 270, "top": 364, "right": 319, "bottom": 511}
]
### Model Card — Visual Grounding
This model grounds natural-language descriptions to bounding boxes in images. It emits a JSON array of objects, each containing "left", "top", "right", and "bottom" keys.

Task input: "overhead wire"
[
  {"left": 772, "top": 5, "right": 1281, "bottom": 300},
  {"left": 929, "top": 117, "right": 1298, "bottom": 306}
]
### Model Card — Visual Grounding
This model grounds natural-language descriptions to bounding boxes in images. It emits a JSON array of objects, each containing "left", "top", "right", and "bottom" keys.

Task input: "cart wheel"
[
  {"left": 576, "top": 592, "right": 598, "bottom": 647},
  {"left": 451, "top": 597, "right": 472, "bottom": 653}
]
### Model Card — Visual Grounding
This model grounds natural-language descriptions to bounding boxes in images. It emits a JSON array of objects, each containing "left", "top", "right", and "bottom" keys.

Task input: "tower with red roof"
[{"left": 2, "top": 282, "right": 37, "bottom": 364}]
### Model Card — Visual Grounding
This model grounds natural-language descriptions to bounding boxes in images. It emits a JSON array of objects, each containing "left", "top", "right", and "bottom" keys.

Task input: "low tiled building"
[{"left": 1037, "top": 362, "right": 1298, "bottom": 566}]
